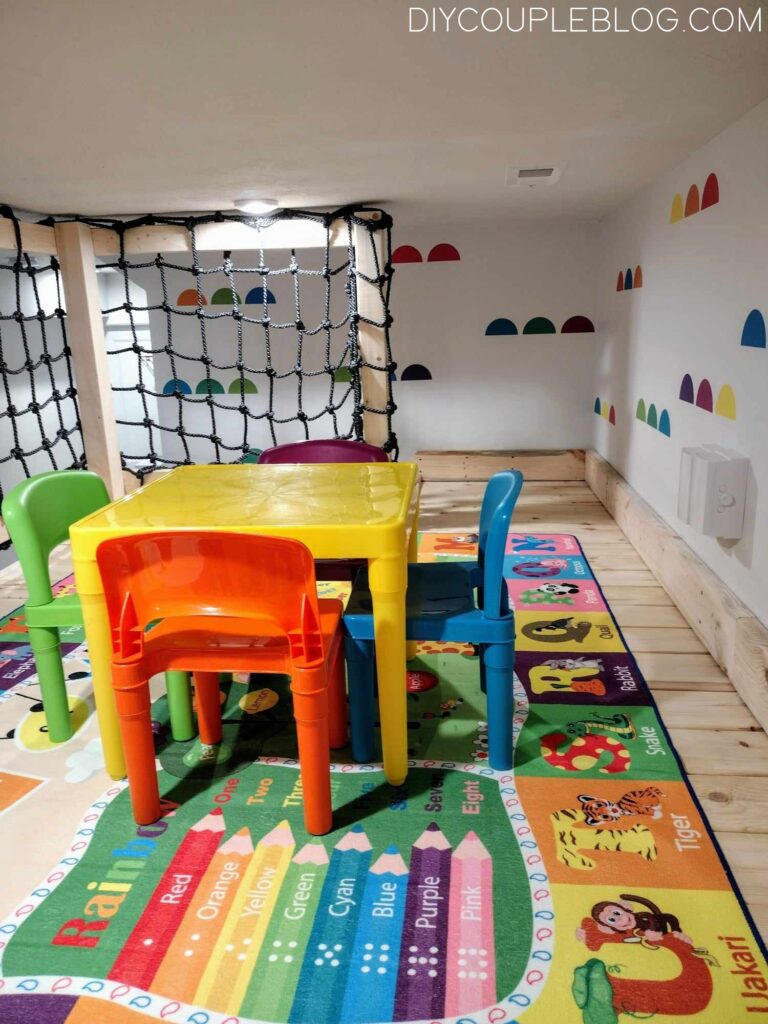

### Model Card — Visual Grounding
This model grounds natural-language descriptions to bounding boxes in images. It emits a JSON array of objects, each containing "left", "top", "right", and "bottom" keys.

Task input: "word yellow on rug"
[{"left": 0, "top": 533, "right": 766, "bottom": 1024}]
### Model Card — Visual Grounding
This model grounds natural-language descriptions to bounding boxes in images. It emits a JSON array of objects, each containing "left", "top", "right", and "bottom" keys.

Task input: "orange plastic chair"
[{"left": 96, "top": 531, "right": 347, "bottom": 835}]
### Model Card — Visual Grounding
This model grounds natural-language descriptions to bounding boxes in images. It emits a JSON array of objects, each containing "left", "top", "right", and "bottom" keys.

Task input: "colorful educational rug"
[{"left": 0, "top": 534, "right": 766, "bottom": 1024}]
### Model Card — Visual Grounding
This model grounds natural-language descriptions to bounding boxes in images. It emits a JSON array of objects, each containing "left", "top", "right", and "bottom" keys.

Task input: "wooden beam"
[
  {"left": 54, "top": 222, "right": 124, "bottom": 500},
  {"left": 416, "top": 449, "right": 585, "bottom": 482},
  {"left": 351, "top": 218, "right": 389, "bottom": 447},
  {"left": 586, "top": 449, "right": 768, "bottom": 732},
  {"left": 91, "top": 216, "right": 351, "bottom": 256},
  {"left": 0, "top": 217, "right": 58, "bottom": 255}
]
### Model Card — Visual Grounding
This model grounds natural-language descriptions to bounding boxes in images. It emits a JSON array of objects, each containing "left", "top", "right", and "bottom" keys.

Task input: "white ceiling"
[{"left": 1, "top": 0, "right": 767, "bottom": 220}]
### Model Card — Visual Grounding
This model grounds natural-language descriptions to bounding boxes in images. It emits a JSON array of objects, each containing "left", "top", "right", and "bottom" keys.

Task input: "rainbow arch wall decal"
[
  {"left": 679, "top": 373, "right": 736, "bottom": 419},
  {"left": 391, "top": 245, "right": 423, "bottom": 264},
  {"left": 670, "top": 172, "right": 719, "bottom": 223},
  {"left": 636, "top": 398, "right": 671, "bottom": 436},
  {"left": 485, "top": 317, "right": 518, "bottom": 336},
  {"left": 391, "top": 243, "right": 461, "bottom": 264},
  {"left": 176, "top": 289, "right": 207, "bottom": 306},
  {"left": 617, "top": 266, "right": 643, "bottom": 291},
  {"left": 561, "top": 315, "right": 595, "bottom": 333},
  {"left": 195, "top": 379, "right": 225, "bottom": 395},
  {"left": 741, "top": 309, "right": 766, "bottom": 348},
  {"left": 523, "top": 317, "right": 556, "bottom": 335},
  {"left": 485, "top": 315, "right": 594, "bottom": 335},
  {"left": 427, "top": 243, "right": 460, "bottom": 262},
  {"left": 715, "top": 384, "right": 737, "bottom": 420},
  {"left": 245, "top": 286, "right": 276, "bottom": 305},
  {"left": 210, "top": 287, "right": 242, "bottom": 304},
  {"left": 162, "top": 379, "right": 192, "bottom": 395},
  {"left": 401, "top": 363, "right": 432, "bottom": 380},
  {"left": 593, "top": 397, "right": 616, "bottom": 424},
  {"left": 228, "top": 378, "right": 258, "bottom": 394}
]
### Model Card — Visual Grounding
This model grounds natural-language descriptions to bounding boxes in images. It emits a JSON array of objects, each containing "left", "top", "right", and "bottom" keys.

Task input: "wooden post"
[
  {"left": 54, "top": 222, "right": 124, "bottom": 499},
  {"left": 351, "top": 216, "right": 390, "bottom": 448}
]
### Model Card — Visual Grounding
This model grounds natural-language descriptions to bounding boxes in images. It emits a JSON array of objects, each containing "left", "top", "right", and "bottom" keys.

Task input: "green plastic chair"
[{"left": 1, "top": 470, "right": 194, "bottom": 744}]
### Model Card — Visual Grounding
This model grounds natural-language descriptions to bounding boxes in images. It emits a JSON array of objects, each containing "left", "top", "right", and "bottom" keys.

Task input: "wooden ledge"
[{"left": 586, "top": 449, "right": 768, "bottom": 733}]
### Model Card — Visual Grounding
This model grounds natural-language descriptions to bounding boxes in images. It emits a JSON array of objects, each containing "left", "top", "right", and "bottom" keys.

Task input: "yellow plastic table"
[{"left": 69, "top": 462, "right": 421, "bottom": 787}]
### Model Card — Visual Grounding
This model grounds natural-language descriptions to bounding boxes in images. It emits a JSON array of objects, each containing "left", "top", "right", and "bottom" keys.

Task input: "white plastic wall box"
[{"left": 677, "top": 444, "right": 748, "bottom": 540}]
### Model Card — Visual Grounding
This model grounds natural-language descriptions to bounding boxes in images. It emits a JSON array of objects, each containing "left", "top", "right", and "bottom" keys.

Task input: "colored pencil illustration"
[
  {"left": 289, "top": 824, "right": 372, "bottom": 1024},
  {"left": 194, "top": 820, "right": 295, "bottom": 1012},
  {"left": 150, "top": 827, "right": 253, "bottom": 1001},
  {"left": 108, "top": 807, "right": 225, "bottom": 990},
  {"left": 340, "top": 846, "right": 409, "bottom": 1024},
  {"left": 394, "top": 822, "right": 453, "bottom": 1022},
  {"left": 444, "top": 831, "right": 496, "bottom": 1015},
  {"left": 239, "top": 841, "right": 330, "bottom": 1021}
]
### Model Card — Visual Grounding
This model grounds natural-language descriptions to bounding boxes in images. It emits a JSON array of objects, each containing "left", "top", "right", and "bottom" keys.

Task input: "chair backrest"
[
  {"left": 96, "top": 531, "right": 325, "bottom": 665},
  {"left": 477, "top": 470, "right": 524, "bottom": 618},
  {"left": 258, "top": 438, "right": 389, "bottom": 465},
  {"left": 1, "top": 470, "right": 111, "bottom": 606}
]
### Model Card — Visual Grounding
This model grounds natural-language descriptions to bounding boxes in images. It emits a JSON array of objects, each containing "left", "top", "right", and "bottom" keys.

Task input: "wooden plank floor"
[
  {"left": 420, "top": 479, "right": 768, "bottom": 940},
  {"left": 2, "top": 479, "right": 767, "bottom": 938}
]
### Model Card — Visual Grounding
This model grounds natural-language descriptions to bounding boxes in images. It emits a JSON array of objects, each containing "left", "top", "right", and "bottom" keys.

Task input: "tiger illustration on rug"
[{"left": 551, "top": 787, "right": 664, "bottom": 870}]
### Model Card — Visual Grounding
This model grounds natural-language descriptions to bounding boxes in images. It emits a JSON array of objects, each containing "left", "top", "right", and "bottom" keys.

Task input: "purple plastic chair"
[
  {"left": 258, "top": 439, "right": 389, "bottom": 579},
  {"left": 258, "top": 438, "right": 389, "bottom": 466}
]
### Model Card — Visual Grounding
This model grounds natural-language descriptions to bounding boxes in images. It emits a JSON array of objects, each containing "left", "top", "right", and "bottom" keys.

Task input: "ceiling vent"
[{"left": 506, "top": 166, "right": 562, "bottom": 187}]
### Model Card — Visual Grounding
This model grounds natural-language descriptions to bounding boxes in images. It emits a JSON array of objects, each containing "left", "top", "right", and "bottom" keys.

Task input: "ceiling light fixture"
[{"left": 234, "top": 196, "right": 279, "bottom": 214}]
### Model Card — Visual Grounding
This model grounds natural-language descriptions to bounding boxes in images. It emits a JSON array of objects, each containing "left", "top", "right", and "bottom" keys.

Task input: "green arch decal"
[
  {"left": 228, "top": 378, "right": 258, "bottom": 394},
  {"left": 195, "top": 378, "right": 225, "bottom": 395}
]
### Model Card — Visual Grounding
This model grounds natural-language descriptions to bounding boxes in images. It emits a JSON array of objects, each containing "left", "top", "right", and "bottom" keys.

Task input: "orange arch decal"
[
  {"left": 427, "top": 243, "right": 460, "bottom": 262},
  {"left": 684, "top": 184, "right": 700, "bottom": 217},
  {"left": 392, "top": 245, "right": 423, "bottom": 264},
  {"left": 633, "top": 266, "right": 643, "bottom": 288},
  {"left": 701, "top": 172, "right": 719, "bottom": 210},
  {"left": 177, "top": 288, "right": 206, "bottom": 306}
]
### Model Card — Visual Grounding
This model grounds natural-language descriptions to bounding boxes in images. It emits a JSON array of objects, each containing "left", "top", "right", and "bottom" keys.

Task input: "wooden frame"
[
  {"left": 586, "top": 450, "right": 768, "bottom": 733},
  {"left": 416, "top": 449, "right": 586, "bottom": 482}
]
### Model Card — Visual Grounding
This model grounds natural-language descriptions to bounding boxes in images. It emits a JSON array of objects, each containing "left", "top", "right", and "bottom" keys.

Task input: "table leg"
[
  {"left": 406, "top": 507, "right": 419, "bottom": 663},
  {"left": 368, "top": 551, "right": 408, "bottom": 787},
  {"left": 75, "top": 565, "right": 126, "bottom": 781}
]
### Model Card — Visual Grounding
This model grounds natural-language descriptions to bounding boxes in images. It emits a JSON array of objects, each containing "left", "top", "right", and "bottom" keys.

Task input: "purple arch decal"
[{"left": 679, "top": 373, "right": 694, "bottom": 403}]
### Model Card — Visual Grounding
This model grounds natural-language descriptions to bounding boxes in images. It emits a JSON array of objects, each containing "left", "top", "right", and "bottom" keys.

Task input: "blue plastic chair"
[{"left": 344, "top": 470, "right": 524, "bottom": 769}]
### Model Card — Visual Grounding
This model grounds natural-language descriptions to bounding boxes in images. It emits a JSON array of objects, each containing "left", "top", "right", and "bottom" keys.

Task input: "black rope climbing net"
[
  {"left": 78, "top": 206, "right": 397, "bottom": 479},
  {"left": 0, "top": 206, "right": 84, "bottom": 548}
]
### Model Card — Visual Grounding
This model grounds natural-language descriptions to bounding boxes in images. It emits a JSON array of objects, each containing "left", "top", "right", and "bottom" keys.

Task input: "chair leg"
[
  {"left": 27, "top": 624, "right": 72, "bottom": 742},
  {"left": 482, "top": 643, "right": 514, "bottom": 771},
  {"left": 165, "top": 671, "right": 195, "bottom": 741},
  {"left": 291, "top": 664, "right": 332, "bottom": 836},
  {"left": 328, "top": 644, "right": 348, "bottom": 750},
  {"left": 193, "top": 672, "right": 223, "bottom": 746},
  {"left": 114, "top": 679, "right": 160, "bottom": 825},
  {"left": 345, "top": 636, "right": 376, "bottom": 764},
  {"left": 479, "top": 643, "right": 487, "bottom": 694}
]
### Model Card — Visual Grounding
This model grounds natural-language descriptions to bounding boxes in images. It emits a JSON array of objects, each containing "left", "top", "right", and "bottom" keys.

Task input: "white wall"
[
  {"left": 595, "top": 98, "right": 768, "bottom": 626},
  {"left": 388, "top": 216, "right": 601, "bottom": 459}
]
